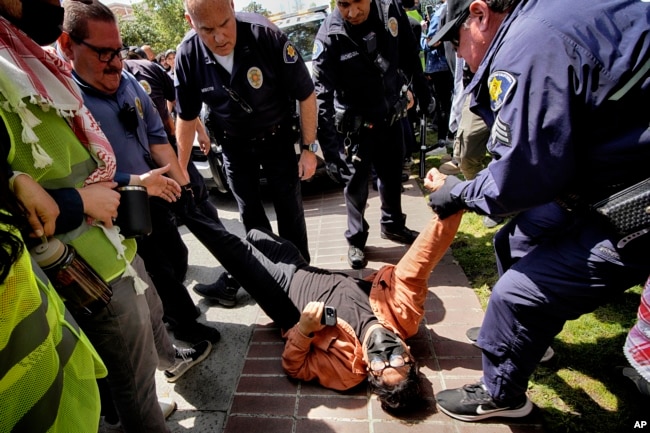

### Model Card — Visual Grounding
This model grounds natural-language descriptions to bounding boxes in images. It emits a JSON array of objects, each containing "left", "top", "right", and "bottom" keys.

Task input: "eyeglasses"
[
  {"left": 222, "top": 85, "right": 253, "bottom": 114},
  {"left": 71, "top": 35, "right": 128, "bottom": 63},
  {"left": 449, "top": 9, "right": 471, "bottom": 48},
  {"left": 367, "top": 353, "right": 413, "bottom": 376}
]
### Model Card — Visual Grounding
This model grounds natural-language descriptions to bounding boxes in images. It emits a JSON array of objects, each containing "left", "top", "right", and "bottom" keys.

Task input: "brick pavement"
[{"left": 149, "top": 176, "right": 547, "bottom": 433}]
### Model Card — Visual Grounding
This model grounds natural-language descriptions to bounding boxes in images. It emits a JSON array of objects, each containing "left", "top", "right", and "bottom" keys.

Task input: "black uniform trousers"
[
  {"left": 426, "top": 69, "right": 454, "bottom": 140},
  {"left": 134, "top": 161, "right": 211, "bottom": 328},
  {"left": 220, "top": 122, "right": 310, "bottom": 263},
  {"left": 135, "top": 196, "right": 200, "bottom": 328},
  {"left": 344, "top": 119, "right": 407, "bottom": 249},
  {"left": 172, "top": 190, "right": 302, "bottom": 330}
]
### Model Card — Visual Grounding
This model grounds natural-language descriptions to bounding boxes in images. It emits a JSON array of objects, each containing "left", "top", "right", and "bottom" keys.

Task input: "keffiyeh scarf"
[
  {"left": 624, "top": 275, "right": 650, "bottom": 383},
  {"left": 0, "top": 17, "right": 146, "bottom": 294},
  {"left": 0, "top": 16, "right": 117, "bottom": 181}
]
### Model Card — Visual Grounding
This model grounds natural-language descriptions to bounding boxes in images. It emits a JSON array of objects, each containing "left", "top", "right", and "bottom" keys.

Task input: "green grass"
[{"left": 411, "top": 131, "right": 646, "bottom": 433}]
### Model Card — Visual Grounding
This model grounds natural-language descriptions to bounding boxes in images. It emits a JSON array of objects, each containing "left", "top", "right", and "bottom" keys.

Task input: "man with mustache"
[{"left": 59, "top": 0, "right": 225, "bottom": 345}]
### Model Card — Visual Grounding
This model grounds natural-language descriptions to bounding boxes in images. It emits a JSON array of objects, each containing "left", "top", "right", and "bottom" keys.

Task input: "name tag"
[{"left": 340, "top": 52, "right": 359, "bottom": 62}]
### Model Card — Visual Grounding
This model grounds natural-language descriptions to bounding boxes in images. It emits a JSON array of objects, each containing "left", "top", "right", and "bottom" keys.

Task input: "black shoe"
[
  {"left": 193, "top": 273, "right": 239, "bottom": 307},
  {"left": 619, "top": 366, "right": 650, "bottom": 396},
  {"left": 173, "top": 321, "right": 221, "bottom": 344},
  {"left": 164, "top": 340, "right": 212, "bottom": 383},
  {"left": 381, "top": 226, "right": 419, "bottom": 245},
  {"left": 465, "top": 326, "right": 481, "bottom": 343},
  {"left": 436, "top": 382, "right": 533, "bottom": 422},
  {"left": 348, "top": 246, "right": 367, "bottom": 269}
]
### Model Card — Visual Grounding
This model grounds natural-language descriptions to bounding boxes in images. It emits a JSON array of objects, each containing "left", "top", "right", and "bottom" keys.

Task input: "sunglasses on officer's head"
[
  {"left": 222, "top": 85, "right": 253, "bottom": 114},
  {"left": 449, "top": 9, "right": 471, "bottom": 48}
]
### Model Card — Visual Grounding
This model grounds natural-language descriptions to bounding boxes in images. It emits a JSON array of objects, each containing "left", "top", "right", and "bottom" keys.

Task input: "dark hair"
[
  {"left": 367, "top": 361, "right": 423, "bottom": 413},
  {"left": 62, "top": 0, "right": 117, "bottom": 41},
  {"left": 131, "top": 46, "right": 147, "bottom": 59},
  {"left": 485, "top": 0, "right": 521, "bottom": 13}
]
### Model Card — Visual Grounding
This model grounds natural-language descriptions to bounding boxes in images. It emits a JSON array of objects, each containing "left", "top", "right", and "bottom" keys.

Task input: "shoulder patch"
[
  {"left": 491, "top": 115, "right": 512, "bottom": 146},
  {"left": 313, "top": 40, "right": 324, "bottom": 60},
  {"left": 388, "top": 17, "right": 399, "bottom": 37},
  {"left": 134, "top": 97, "right": 144, "bottom": 119},
  {"left": 488, "top": 70, "right": 516, "bottom": 112},
  {"left": 247, "top": 67, "right": 263, "bottom": 89},
  {"left": 138, "top": 80, "right": 152, "bottom": 95},
  {"left": 283, "top": 41, "right": 299, "bottom": 64}
]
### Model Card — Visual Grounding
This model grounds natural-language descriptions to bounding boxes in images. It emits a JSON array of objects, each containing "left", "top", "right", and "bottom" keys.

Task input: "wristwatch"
[{"left": 301, "top": 142, "right": 319, "bottom": 152}]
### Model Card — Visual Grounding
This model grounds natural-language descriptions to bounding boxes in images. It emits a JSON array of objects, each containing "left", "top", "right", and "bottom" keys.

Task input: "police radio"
[{"left": 363, "top": 32, "right": 389, "bottom": 74}]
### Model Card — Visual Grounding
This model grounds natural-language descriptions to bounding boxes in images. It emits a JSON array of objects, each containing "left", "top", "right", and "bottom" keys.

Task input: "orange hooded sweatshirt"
[{"left": 281, "top": 211, "right": 463, "bottom": 390}]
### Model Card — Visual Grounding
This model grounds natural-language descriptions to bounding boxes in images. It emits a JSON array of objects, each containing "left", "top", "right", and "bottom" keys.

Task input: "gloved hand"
[
  {"left": 416, "top": 92, "right": 436, "bottom": 116},
  {"left": 325, "top": 157, "right": 352, "bottom": 185},
  {"left": 426, "top": 97, "right": 436, "bottom": 116},
  {"left": 428, "top": 175, "right": 466, "bottom": 219},
  {"left": 173, "top": 183, "right": 197, "bottom": 217}
]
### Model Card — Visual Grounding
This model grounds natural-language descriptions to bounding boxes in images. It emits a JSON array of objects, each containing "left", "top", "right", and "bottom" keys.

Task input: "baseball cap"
[{"left": 427, "top": 0, "right": 472, "bottom": 47}]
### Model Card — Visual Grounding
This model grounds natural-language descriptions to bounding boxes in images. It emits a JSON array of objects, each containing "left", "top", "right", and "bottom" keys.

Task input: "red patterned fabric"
[
  {"left": 624, "top": 275, "right": 650, "bottom": 383},
  {"left": 0, "top": 16, "right": 116, "bottom": 184}
]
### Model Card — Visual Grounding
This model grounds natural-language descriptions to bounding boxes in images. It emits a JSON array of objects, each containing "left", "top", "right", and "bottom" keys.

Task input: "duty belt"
[{"left": 223, "top": 120, "right": 292, "bottom": 142}]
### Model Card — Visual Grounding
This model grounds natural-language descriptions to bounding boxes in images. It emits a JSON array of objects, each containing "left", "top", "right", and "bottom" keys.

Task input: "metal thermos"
[
  {"left": 115, "top": 185, "right": 152, "bottom": 238},
  {"left": 31, "top": 237, "right": 112, "bottom": 316}
]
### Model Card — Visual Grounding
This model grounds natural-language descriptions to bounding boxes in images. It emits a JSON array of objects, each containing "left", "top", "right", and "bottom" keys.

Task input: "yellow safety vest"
[
  {"left": 0, "top": 223, "right": 107, "bottom": 432},
  {"left": 1, "top": 96, "right": 136, "bottom": 282}
]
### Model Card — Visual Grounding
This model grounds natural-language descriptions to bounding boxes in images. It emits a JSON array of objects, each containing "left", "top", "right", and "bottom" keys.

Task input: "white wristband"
[{"left": 8, "top": 171, "right": 31, "bottom": 193}]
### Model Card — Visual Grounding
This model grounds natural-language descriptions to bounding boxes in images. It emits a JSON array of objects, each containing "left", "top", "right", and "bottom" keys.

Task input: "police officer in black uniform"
[
  {"left": 313, "top": 0, "right": 433, "bottom": 269},
  {"left": 174, "top": 0, "right": 318, "bottom": 276}
]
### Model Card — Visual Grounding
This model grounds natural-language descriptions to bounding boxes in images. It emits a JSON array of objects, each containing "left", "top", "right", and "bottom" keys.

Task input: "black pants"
[
  {"left": 427, "top": 70, "right": 454, "bottom": 140},
  {"left": 221, "top": 123, "right": 310, "bottom": 262},
  {"left": 173, "top": 191, "right": 302, "bottom": 330},
  {"left": 343, "top": 121, "right": 407, "bottom": 248},
  {"left": 135, "top": 161, "right": 209, "bottom": 327},
  {"left": 136, "top": 198, "right": 198, "bottom": 327}
]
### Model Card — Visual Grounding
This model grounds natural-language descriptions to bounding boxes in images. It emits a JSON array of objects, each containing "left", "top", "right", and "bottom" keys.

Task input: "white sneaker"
[
  {"left": 164, "top": 340, "right": 212, "bottom": 383},
  {"left": 621, "top": 366, "right": 650, "bottom": 396},
  {"left": 159, "top": 397, "right": 177, "bottom": 419},
  {"left": 98, "top": 399, "right": 176, "bottom": 431}
]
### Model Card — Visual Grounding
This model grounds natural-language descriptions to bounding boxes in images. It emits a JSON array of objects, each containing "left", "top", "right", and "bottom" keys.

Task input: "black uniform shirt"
[
  {"left": 174, "top": 12, "right": 314, "bottom": 137},
  {"left": 123, "top": 59, "right": 175, "bottom": 138}
]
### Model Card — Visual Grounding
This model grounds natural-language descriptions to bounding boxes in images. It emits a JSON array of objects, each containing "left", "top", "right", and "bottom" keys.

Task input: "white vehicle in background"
[{"left": 192, "top": 5, "right": 329, "bottom": 194}]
